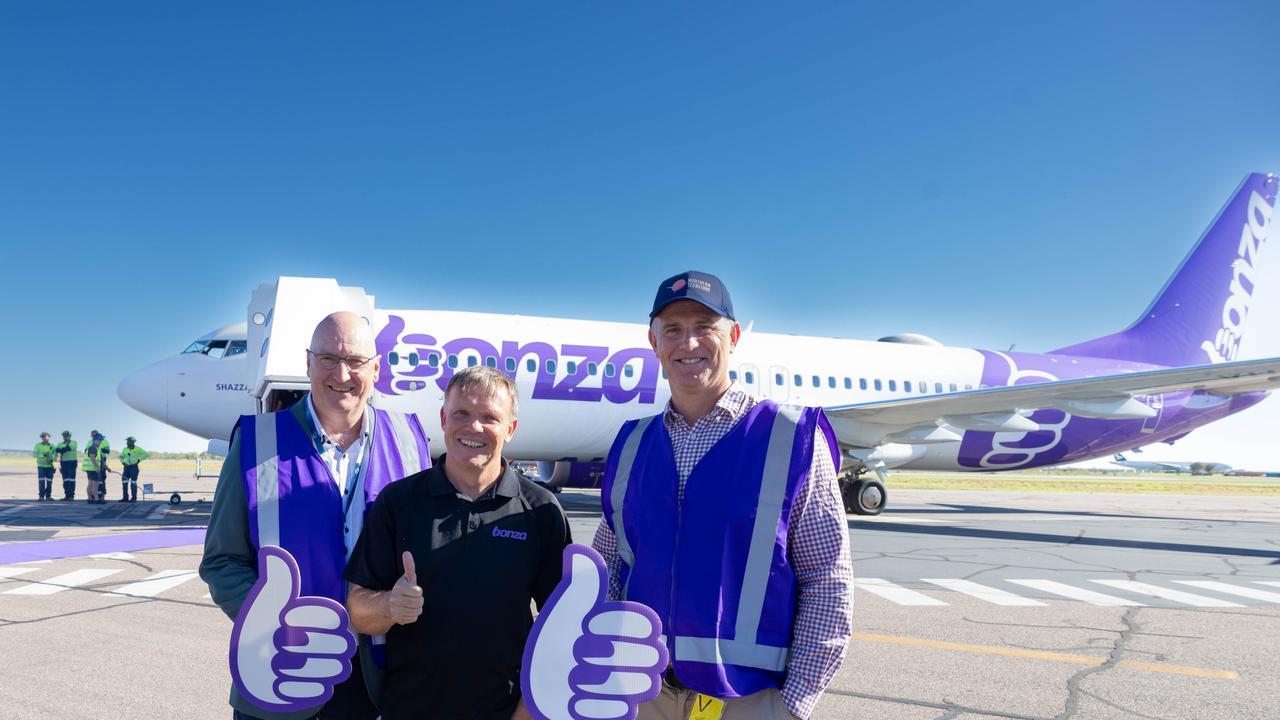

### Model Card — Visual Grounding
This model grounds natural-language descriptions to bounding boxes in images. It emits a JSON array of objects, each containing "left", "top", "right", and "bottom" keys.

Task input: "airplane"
[
  {"left": 118, "top": 172, "right": 1280, "bottom": 515},
  {"left": 1110, "top": 453, "right": 1234, "bottom": 475}
]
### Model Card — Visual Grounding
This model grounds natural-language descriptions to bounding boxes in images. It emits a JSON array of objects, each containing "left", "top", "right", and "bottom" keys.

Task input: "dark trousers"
[
  {"left": 122, "top": 464, "right": 139, "bottom": 501},
  {"left": 60, "top": 461, "right": 77, "bottom": 499},
  {"left": 38, "top": 466, "right": 54, "bottom": 498}
]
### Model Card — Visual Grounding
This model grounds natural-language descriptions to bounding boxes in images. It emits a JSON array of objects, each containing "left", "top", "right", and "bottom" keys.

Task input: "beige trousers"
[{"left": 637, "top": 685, "right": 793, "bottom": 720}]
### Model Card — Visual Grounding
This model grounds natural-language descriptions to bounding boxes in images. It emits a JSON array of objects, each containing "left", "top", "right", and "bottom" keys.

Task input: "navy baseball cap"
[{"left": 649, "top": 270, "right": 735, "bottom": 321}]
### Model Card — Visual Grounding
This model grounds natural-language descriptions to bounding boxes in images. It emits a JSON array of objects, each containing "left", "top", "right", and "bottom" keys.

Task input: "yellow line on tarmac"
[{"left": 850, "top": 632, "right": 1238, "bottom": 680}]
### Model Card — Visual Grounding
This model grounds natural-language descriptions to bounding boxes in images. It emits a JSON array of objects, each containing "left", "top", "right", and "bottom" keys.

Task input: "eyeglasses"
[{"left": 308, "top": 350, "right": 375, "bottom": 371}]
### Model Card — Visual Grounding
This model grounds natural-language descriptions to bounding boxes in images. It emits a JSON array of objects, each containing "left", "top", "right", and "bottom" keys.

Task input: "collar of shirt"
[
  {"left": 428, "top": 456, "right": 521, "bottom": 502},
  {"left": 662, "top": 382, "right": 753, "bottom": 432},
  {"left": 304, "top": 394, "right": 372, "bottom": 496}
]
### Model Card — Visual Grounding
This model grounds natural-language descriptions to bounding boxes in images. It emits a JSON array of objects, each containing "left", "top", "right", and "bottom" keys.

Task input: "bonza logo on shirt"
[{"left": 493, "top": 527, "right": 528, "bottom": 541}]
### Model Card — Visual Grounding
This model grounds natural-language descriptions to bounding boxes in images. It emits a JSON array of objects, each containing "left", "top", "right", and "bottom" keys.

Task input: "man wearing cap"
[
  {"left": 201, "top": 311, "right": 432, "bottom": 720},
  {"left": 84, "top": 433, "right": 109, "bottom": 504},
  {"left": 34, "top": 433, "right": 57, "bottom": 501},
  {"left": 54, "top": 431, "right": 78, "bottom": 500},
  {"left": 593, "top": 271, "right": 854, "bottom": 720},
  {"left": 119, "top": 437, "right": 149, "bottom": 503}
]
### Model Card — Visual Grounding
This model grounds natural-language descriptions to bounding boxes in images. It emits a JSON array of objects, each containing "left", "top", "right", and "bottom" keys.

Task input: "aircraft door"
[
  {"left": 739, "top": 363, "right": 763, "bottom": 399},
  {"left": 768, "top": 365, "right": 789, "bottom": 402}
]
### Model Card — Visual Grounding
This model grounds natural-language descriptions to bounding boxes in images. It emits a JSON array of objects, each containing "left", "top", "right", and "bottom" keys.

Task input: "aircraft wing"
[{"left": 823, "top": 356, "right": 1280, "bottom": 448}]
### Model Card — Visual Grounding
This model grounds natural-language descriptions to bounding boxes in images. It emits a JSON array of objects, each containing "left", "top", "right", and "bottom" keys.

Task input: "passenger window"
[
  {"left": 505, "top": 357, "right": 516, "bottom": 372},
  {"left": 811, "top": 375, "right": 819, "bottom": 387},
  {"left": 966, "top": 384, "right": 974, "bottom": 390},
  {"left": 745, "top": 371, "right": 755, "bottom": 384},
  {"left": 527, "top": 358, "right": 536, "bottom": 372},
  {"left": 935, "top": 382, "right": 943, "bottom": 393},
  {"left": 408, "top": 353, "right": 419, "bottom": 366},
  {"left": 468, "top": 356, "right": 478, "bottom": 367},
  {"left": 794, "top": 374, "right": 802, "bottom": 386},
  {"left": 625, "top": 364, "right": 634, "bottom": 378},
  {"left": 587, "top": 362, "right": 597, "bottom": 376},
  {"left": 828, "top": 376, "right": 835, "bottom": 388},
  {"left": 546, "top": 359, "right": 556, "bottom": 374},
  {"left": 859, "top": 378, "right": 867, "bottom": 390},
  {"left": 874, "top": 379, "right": 882, "bottom": 391},
  {"left": 485, "top": 356, "right": 497, "bottom": 368},
  {"left": 605, "top": 363, "right": 615, "bottom": 377},
  {"left": 904, "top": 381, "right": 912, "bottom": 392},
  {"left": 844, "top": 377, "right": 852, "bottom": 389},
  {"left": 566, "top": 361, "right": 577, "bottom": 374},
  {"left": 429, "top": 353, "right": 440, "bottom": 367},
  {"left": 950, "top": 383, "right": 957, "bottom": 392},
  {"left": 388, "top": 351, "right": 400, "bottom": 366},
  {"left": 888, "top": 380, "right": 897, "bottom": 391},
  {"left": 661, "top": 369, "right": 668, "bottom": 379},
  {"left": 729, "top": 370, "right": 738, "bottom": 381},
  {"left": 775, "top": 373, "right": 783, "bottom": 385},
  {"left": 448, "top": 355, "right": 458, "bottom": 368}
]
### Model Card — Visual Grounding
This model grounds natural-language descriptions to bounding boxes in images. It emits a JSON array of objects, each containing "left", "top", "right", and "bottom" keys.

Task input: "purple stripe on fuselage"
[{"left": 0, "top": 528, "right": 207, "bottom": 565}]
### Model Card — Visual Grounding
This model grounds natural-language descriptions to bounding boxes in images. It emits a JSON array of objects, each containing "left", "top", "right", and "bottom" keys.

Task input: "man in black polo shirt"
[{"left": 346, "top": 366, "right": 571, "bottom": 720}]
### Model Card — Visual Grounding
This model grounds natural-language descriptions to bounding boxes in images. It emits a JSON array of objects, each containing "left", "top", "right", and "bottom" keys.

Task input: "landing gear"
[{"left": 840, "top": 472, "right": 886, "bottom": 515}]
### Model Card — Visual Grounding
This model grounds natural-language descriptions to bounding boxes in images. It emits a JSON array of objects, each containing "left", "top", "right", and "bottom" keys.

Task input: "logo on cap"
[{"left": 670, "top": 278, "right": 687, "bottom": 292}]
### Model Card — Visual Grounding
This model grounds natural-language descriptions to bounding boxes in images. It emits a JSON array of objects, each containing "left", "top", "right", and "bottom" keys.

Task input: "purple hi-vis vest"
[
  {"left": 601, "top": 400, "right": 838, "bottom": 698},
  {"left": 235, "top": 406, "right": 432, "bottom": 604}
]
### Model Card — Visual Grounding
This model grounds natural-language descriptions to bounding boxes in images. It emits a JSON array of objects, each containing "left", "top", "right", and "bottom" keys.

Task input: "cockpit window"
[{"left": 183, "top": 338, "right": 244, "bottom": 358}]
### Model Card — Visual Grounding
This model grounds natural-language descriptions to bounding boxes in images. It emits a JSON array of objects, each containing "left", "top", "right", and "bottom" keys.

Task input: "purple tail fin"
[{"left": 1052, "top": 173, "right": 1278, "bottom": 367}]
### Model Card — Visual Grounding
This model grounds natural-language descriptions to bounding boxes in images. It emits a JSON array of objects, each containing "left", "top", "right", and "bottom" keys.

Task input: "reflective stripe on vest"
[
  {"left": 253, "top": 413, "right": 281, "bottom": 547},
  {"left": 611, "top": 404, "right": 804, "bottom": 672},
  {"left": 382, "top": 409, "right": 426, "bottom": 475}
]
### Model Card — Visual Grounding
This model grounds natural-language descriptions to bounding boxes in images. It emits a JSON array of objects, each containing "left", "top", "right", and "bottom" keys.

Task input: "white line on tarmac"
[
  {"left": 3, "top": 569, "right": 122, "bottom": 595},
  {"left": 1006, "top": 579, "right": 1145, "bottom": 606},
  {"left": 0, "top": 567, "right": 40, "bottom": 580},
  {"left": 0, "top": 504, "right": 37, "bottom": 517},
  {"left": 146, "top": 505, "right": 168, "bottom": 521},
  {"left": 1091, "top": 580, "right": 1244, "bottom": 608},
  {"left": 1173, "top": 581, "right": 1280, "bottom": 603},
  {"left": 922, "top": 578, "right": 1046, "bottom": 606},
  {"left": 853, "top": 516, "right": 946, "bottom": 524},
  {"left": 106, "top": 569, "right": 200, "bottom": 598},
  {"left": 854, "top": 578, "right": 948, "bottom": 606}
]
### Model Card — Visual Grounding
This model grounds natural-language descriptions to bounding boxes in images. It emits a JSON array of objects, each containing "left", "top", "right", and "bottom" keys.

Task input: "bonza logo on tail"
[{"left": 1203, "top": 191, "right": 1272, "bottom": 364}]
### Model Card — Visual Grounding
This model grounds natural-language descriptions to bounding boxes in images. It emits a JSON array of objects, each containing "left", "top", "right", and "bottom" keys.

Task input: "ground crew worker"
[
  {"left": 34, "top": 433, "right": 57, "bottom": 501},
  {"left": 84, "top": 433, "right": 109, "bottom": 504},
  {"left": 119, "top": 436, "right": 148, "bottom": 502},
  {"left": 55, "top": 430, "right": 77, "bottom": 500}
]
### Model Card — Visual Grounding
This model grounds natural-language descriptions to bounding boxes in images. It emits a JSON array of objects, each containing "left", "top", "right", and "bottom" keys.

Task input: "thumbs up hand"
[
  {"left": 387, "top": 551, "right": 424, "bottom": 625},
  {"left": 521, "top": 544, "right": 668, "bottom": 720},
  {"left": 229, "top": 545, "right": 355, "bottom": 713}
]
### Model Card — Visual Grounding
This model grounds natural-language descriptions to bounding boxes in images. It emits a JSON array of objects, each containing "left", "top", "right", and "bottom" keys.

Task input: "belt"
[{"left": 663, "top": 667, "right": 688, "bottom": 691}]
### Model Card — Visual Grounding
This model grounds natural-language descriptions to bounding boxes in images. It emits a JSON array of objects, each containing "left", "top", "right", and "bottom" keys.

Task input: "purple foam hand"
[
  {"left": 229, "top": 545, "right": 355, "bottom": 713},
  {"left": 522, "top": 544, "right": 669, "bottom": 720}
]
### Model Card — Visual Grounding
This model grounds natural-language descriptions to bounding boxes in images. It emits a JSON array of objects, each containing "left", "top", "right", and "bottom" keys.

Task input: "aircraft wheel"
[
  {"left": 851, "top": 479, "right": 886, "bottom": 516},
  {"left": 169, "top": 493, "right": 182, "bottom": 505}
]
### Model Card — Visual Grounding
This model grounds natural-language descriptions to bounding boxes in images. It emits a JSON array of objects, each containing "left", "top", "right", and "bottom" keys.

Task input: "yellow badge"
[{"left": 688, "top": 693, "right": 725, "bottom": 720}]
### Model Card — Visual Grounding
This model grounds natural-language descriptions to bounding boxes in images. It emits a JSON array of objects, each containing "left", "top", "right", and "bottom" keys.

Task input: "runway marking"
[
  {"left": 1006, "top": 579, "right": 1144, "bottom": 606},
  {"left": 1256, "top": 581, "right": 1280, "bottom": 590},
  {"left": 3, "top": 568, "right": 122, "bottom": 595},
  {"left": 88, "top": 552, "right": 136, "bottom": 560},
  {"left": 1091, "top": 580, "right": 1244, "bottom": 608},
  {"left": 0, "top": 567, "right": 40, "bottom": 580},
  {"left": 106, "top": 569, "right": 201, "bottom": 598},
  {"left": 146, "top": 505, "right": 169, "bottom": 521},
  {"left": 0, "top": 504, "right": 37, "bottom": 517},
  {"left": 922, "top": 579, "right": 1045, "bottom": 606},
  {"left": 1173, "top": 580, "right": 1280, "bottom": 603},
  {"left": 854, "top": 516, "right": 945, "bottom": 524},
  {"left": 850, "top": 632, "right": 1238, "bottom": 680},
  {"left": 854, "top": 578, "right": 948, "bottom": 606}
]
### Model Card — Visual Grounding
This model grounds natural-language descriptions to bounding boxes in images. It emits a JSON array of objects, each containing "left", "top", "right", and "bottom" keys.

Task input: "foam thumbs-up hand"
[
  {"left": 229, "top": 545, "right": 355, "bottom": 713},
  {"left": 388, "top": 550, "right": 424, "bottom": 625},
  {"left": 521, "top": 544, "right": 668, "bottom": 720}
]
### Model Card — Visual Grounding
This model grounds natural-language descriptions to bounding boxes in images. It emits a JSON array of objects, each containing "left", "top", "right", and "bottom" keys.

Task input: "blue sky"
[{"left": 2, "top": 2, "right": 1279, "bottom": 467}]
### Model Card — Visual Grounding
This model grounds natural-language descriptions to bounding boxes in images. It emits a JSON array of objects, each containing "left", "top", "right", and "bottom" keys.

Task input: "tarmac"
[{"left": 1, "top": 461, "right": 1278, "bottom": 719}]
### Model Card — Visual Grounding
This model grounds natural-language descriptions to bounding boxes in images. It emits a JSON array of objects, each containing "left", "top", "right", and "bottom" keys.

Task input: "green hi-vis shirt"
[
  {"left": 120, "top": 447, "right": 149, "bottom": 465},
  {"left": 55, "top": 440, "right": 78, "bottom": 462},
  {"left": 84, "top": 444, "right": 107, "bottom": 472},
  {"left": 34, "top": 443, "right": 57, "bottom": 468}
]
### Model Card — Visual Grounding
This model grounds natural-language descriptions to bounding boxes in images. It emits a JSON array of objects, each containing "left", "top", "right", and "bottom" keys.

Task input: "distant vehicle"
[
  {"left": 119, "top": 174, "right": 1280, "bottom": 515},
  {"left": 1111, "top": 454, "right": 1234, "bottom": 475}
]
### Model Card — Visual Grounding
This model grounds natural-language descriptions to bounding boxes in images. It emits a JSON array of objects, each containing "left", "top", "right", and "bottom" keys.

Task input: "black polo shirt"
[{"left": 345, "top": 457, "right": 571, "bottom": 720}]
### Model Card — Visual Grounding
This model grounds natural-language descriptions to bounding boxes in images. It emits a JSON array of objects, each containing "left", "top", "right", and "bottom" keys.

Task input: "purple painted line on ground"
[{"left": 0, "top": 528, "right": 207, "bottom": 565}]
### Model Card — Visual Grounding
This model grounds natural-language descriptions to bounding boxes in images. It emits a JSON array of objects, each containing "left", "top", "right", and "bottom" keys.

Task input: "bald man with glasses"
[{"left": 201, "top": 312, "right": 433, "bottom": 720}]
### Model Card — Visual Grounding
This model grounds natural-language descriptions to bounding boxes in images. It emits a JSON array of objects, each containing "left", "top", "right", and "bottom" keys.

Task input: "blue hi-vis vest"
[{"left": 601, "top": 400, "right": 838, "bottom": 698}]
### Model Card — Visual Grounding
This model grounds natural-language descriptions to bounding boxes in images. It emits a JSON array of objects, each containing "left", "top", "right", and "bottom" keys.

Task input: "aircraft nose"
[{"left": 118, "top": 365, "right": 167, "bottom": 423}]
